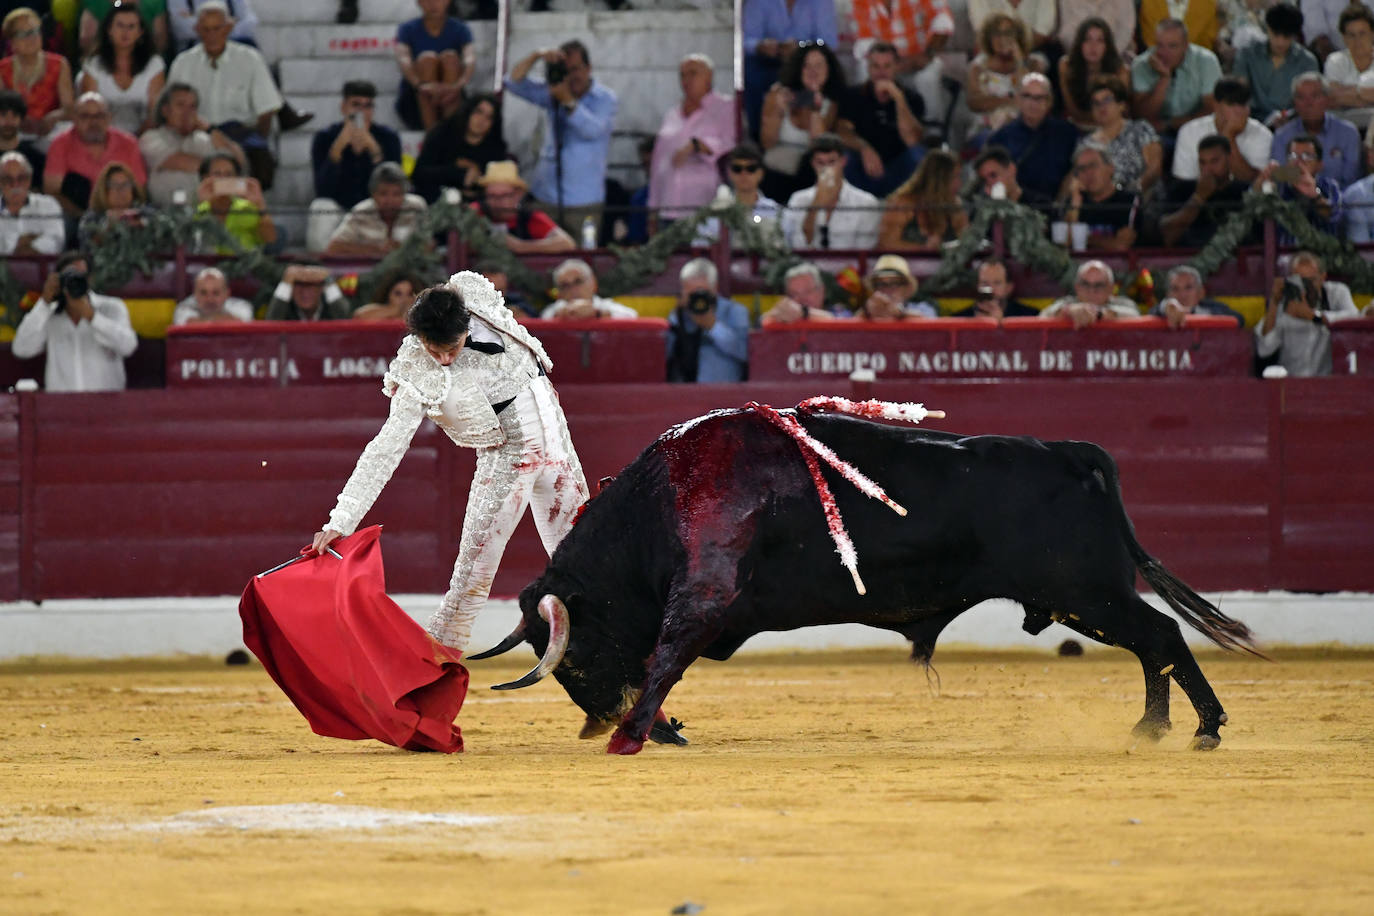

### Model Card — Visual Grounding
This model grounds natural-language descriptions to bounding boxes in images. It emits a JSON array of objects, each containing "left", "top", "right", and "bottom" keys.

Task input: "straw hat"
[
  {"left": 476, "top": 161, "right": 528, "bottom": 190},
  {"left": 866, "top": 254, "right": 916, "bottom": 290}
]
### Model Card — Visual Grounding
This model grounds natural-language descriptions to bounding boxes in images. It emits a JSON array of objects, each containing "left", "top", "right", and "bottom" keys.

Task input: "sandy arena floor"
[{"left": 1, "top": 647, "right": 1371, "bottom": 915}]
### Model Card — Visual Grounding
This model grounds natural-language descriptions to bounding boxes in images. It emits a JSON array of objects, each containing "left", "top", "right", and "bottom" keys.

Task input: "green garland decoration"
[{"left": 920, "top": 198, "right": 1075, "bottom": 295}]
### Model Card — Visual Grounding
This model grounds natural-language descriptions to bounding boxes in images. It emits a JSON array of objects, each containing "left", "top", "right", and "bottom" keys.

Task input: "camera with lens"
[
  {"left": 975, "top": 285, "right": 996, "bottom": 302},
  {"left": 546, "top": 57, "right": 568, "bottom": 85},
  {"left": 1281, "top": 275, "right": 1317, "bottom": 308},
  {"left": 685, "top": 289, "right": 715, "bottom": 315},
  {"left": 53, "top": 267, "right": 89, "bottom": 311}
]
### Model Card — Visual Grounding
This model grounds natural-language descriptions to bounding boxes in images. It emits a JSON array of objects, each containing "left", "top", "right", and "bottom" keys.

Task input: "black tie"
[{"left": 464, "top": 338, "right": 505, "bottom": 355}]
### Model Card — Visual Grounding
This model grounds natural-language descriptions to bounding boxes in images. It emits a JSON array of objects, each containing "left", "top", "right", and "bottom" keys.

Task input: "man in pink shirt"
[
  {"left": 647, "top": 54, "right": 737, "bottom": 226},
  {"left": 43, "top": 92, "right": 147, "bottom": 218}
]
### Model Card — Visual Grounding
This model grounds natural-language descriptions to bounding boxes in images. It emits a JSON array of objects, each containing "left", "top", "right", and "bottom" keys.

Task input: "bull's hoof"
[
  {"left": 649, "top": 717, "right": 689, "bottom": 746},
  {"left": 579, "top": 716, "right": 613, "bottom": 739},
  {"left": 606, "top": 729, "right": 645, "bottom": 755},
  {"left": 1131, "top": 718, "right": 1172, "bottom": 742},
  {"left": 1189, "top": 733, "right": 1221, "bottom": 751}
]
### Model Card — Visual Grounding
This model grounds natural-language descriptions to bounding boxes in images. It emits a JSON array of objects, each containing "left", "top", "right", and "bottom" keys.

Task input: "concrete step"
[{"left": 279, "top": 57, "right": 402, "bottom": 95}]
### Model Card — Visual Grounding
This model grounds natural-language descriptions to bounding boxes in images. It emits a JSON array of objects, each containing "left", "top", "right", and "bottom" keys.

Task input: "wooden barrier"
[{"left": 4, "top": 377, "right": 1373, "bottom": 602}]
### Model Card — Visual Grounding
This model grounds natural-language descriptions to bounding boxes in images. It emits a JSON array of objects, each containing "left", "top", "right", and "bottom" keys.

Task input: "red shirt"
[
  {"left": 469, "top": 200, "right": 559, "bottom": 241},
  {"left": 43, "top": 126, "right": 147, "bottom": 187},
  {"left": 0, "top": 52, "right": 65, "bottom": 120}
]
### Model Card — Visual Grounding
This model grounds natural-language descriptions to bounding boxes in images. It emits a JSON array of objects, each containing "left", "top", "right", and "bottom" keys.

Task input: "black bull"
[{"left": 476, "top": 408, "right": 1263, "bottom": 755}]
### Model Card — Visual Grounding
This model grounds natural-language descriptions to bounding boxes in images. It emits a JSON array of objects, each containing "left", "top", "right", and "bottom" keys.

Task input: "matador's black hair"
[{"left": 406, "top": 285, "right": 471, "bottom": 346}]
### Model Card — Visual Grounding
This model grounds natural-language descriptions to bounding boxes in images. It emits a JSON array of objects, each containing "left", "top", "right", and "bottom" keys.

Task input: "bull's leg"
[
  {"left": 890, "top": 610, "right": 964, "bottom": 666},
  {"left": 1056, "top": 597, "right": 1227, "bottom": 749},
  {"left": 606, "top": 599, "right": 727, "bottom": 755}
]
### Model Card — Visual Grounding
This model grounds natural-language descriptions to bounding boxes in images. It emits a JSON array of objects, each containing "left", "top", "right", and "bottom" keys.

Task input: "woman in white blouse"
[
  {"left": 78, "top": 3, "right": 165, "bottom": 135},
  {"left": 1324, "top": 4, "right": 1374, "bottom": 130}
]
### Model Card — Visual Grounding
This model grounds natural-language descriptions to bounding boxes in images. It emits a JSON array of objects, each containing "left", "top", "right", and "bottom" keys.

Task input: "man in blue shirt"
[
  {"left": 1257, "top": 133, "right": 1344, "bottom": 245},
  {"left": 1270, "top": 73, "right": 1361, "bottom": 187},
  {"left": 986, "top": 73, "right": 1080, "bottom": 200},
  {"left": 1341, "top": 167, "right": 1374, "bottom": 241},
  {"left": 667, "top": 257, "right": 751, "bottom": 383},
  {"left": 505, "top": 40, "right": 618, "bottom": 243}
]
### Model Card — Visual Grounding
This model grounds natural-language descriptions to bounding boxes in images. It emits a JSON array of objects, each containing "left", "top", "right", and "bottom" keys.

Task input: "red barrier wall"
[{"left": 6, "top": 377, "right": 1374, "bottom": 602}]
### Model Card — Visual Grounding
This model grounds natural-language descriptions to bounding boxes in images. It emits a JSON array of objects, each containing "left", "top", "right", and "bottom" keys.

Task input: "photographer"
[
  {"left": 950, "top": 260, "right": 1038, "bottom": 320},
  {"left": 1256, "top": 250, "right": 1358, "bottom": 376},
  {"left": 505, "top": 40, "right": 617, "bottom": 239},
  {"left": 11, "top": 251, "right": 138, "bottom": 392},
  {"left": 666, "top": 257, "right": 750, "bottom": 383}
]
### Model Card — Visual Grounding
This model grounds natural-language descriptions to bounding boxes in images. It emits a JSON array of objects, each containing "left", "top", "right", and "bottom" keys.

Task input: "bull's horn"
[
  {"left": 491, "top": 595, "right": 569, "bottom": 690},
  {"left": 466, "top": 620, "right": 527, "bottom": 660}
]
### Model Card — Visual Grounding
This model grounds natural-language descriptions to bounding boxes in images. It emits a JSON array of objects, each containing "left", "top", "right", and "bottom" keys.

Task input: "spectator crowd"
[{"left": 6, "top": 0, "right": 1374, "bottom": 391}]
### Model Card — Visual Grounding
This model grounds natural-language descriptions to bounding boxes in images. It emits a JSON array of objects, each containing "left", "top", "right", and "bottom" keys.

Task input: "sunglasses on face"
[{"left": 729, "top": 162, "right": 762, "bottom": 174}]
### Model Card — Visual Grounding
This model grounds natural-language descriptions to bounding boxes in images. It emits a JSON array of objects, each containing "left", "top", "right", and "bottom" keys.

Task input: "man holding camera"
[
  {"left": 11, "top": 251, "right": 139, "bottom": 392},
  {"left": 1254, "top": 134, "right": 1343, "bottom": 244},
  {"left": 666, "top": 257, "right": 749, "bottom": 383},
  {"left": 308, "top": 80, "right": 403, "bottom": 251},
  {"left": 1256, "top": 250, "right": 1358, "bottom": 376},
  {"left": 950, "top": 259, "right": 1038, "bottom": 320},
  {"left": 505, "top": 40, "right": 618, "bottom": 241}
]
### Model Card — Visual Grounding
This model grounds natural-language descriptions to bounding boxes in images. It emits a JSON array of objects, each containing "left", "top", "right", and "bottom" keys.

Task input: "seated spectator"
[
  {"left": 742, "top": 0, "right": 837, "bottom": 144},
  {"left": 782, "top": 133, "right": 881, "bottom": 250},
  {"left": 1041, "top": 260, "right": 1141, "bottom": 328},
  {"left": 1077, "top": 76, "right": 1163, "bottom": 193},
  {"left": 472, "top": 159, "right": 575, "bottom": 255},
  {"left": 1131, "top": 19, "right": 1222, "bottom": 135},
  {"left": 540, "top": 258, "right": 637, "bottom": 320},
  {"left": 1323, "top": 4, "right": 1374, "bottom": 129},
  {"left": 504, "top": 40, "right": 617, "bottom": 239},
  {"left": 352, "top": 271, "right": 418, "bottom": 322},
  {"left": 475, "top": 258, "right": 536, "bottom": 319},
  {"left": 10, "top": 249, "right": 138, "bottom": 391},
  {"left": 1058, "top": 16, "right": 1132, "bottom": 131},
  {"left": 1172, "top": 76, "right": 1272, "bottom": 184},
  {"left": 172, "top": 265, "right": 253, "bottom": 324},
  {"left": 411, "top": 91, "right": 504, "bottom": 204},
  {"left": 139, "top": 81, "right": 243, "bottom": 209},
  {"left": 949, "top": 258, "right": 1039, "bottom": 319},
  {"left": 265, "top": 264, "right": 349, "bottom": 321},
  {"left": 969, "top": 144, "right": 1052, "bottom": 210},
  {"left": 986, "top": 73, "right": 1079, "bottom": 200},
  {"left": 1256, "top": 134, "right": 1343, "bottom": 244},
  {"left": 79, "top": 0, "right": 169, "bottom": 58},
  {"left": 835, "top": 40, "right": 925, "bottom": 199},
  {"left": 1150, "top": 265, "right": 1245, "bottom": 328},
  {"left": 760, "top": 261, "right": 852, "bottom": 325},
  {"left": 850, "top": 0, "right": 952, "bottom": 140},
  {"left": 760, "top": 41, "right": 844, "bottom": 202},
  {"left": 168, "top": 0, "right": 255, "bottom": 51},
  {"left": 77, "top": 1, "right": 164, "bottom": 135},
  {"left": 1256, "top": 249, "right": 1358, "bottom": 375},
  {"left": 1342, "top": 156, "right": 1374, "bottom": 240},
  {"left": 394, "top": 0, "right": 475, "bottom": 130},
  {"left": 166, "top": 2, "right": 283, "bottom": 188},
  {"left": 1, "top": 6, "right": 73, "bottom": 145},
  {"left": 43, "top": 91, "right": 145, "bottom": 219},
  {"left": 194, "top": 150, "right": 277, "bottom": 252},
  {"left": 695, "top": 141, "right": 784, "bottom": 246},
  {"left": 323, "top": 162, "right": 427, "bottom": 258},
  {"left": 0, "top": 87, "right": 44, "bottom": 176},
  {"left": 1271, "top": 74, "right": 1360, "bottom": 187},
  {"left": 1233, "top": 4, "right": 1318, "bottom": 123},
  {"left": 966, "top": 13, "right": 1031, "bottom": 138},
  {"left": 648, "top": 53, "right": 735, "bottom": 226},
  {"left": 77, "top": 159, "right": 149, "bottom": 248},
  {"left": 1058, "top": 144, "right": 1138, "bottom": 251},
  {"left": 308, "top": 80, "right": 403, "bottom": 250},
  {"left": 0, "top": 148, "right": 62, "bottom": 253},
  {"left": 878, "top": 147, "right": 966, "bottom": 251},
  {"left": 854, "top": 253, "right": 936, "bottom": 318},
  {"left": 1158, "top": 135, "right": 1256, "bottom": 247},
  {"left": 666, "top": 256, "right": 749, "bottom": 383},
  {"left": 1139, "top": 0, "right": 1220, "bottom": 51}
]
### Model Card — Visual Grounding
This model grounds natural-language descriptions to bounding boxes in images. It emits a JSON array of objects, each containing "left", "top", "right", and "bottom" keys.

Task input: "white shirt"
[
  {"left": 166, "top": 40, "right": 281, "bottom": 125},
  {"left": 139, "top": 125, "right": 217, "bottom": 208},
  {"left": 0, "top": 192, "right": 65, "bottom": 255},
  {"left": 1255, "top": 280, "right": 1359, "bottom": 376},
  {"left": 782, "top": 180, "right": 882, "bottom": 250},
  {"left": 172, "top": 294, "right": 255, "bottom": 325},
  {"left": 1172, "top": 114, "right": 1274, "bottom": 180},
  {"left": 10, "top": 292, "right": 139, "bottom": 391},
  {"left": 1323, "top": 49, "right": 1374, "bottom": 128},
  {"left": 540, "top": 295, "right": 638, "bottom": 319},
  {"left": 78, "top": 56, "right": 164, "bottom": 134}
]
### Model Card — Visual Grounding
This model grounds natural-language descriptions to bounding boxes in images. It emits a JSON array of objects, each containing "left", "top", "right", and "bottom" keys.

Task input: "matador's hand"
[{"left": 310, "top": 528, "right": 342, "bottom": 556}]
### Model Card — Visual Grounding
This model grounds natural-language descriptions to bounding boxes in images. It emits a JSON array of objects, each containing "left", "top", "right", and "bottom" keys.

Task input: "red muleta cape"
[{"left": 239, "top": 526, "right": 469, "bottom": 752}]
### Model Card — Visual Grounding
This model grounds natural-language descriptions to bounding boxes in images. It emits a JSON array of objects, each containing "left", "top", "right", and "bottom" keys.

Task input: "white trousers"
[{"left": 425, "top": 376, "right": 589, "bottom": 651}]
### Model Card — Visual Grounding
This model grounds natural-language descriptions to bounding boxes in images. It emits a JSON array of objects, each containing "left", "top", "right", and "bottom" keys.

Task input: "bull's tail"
[{"left": 1064, "top": 442, "right": 1269, "bottom": 659}]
